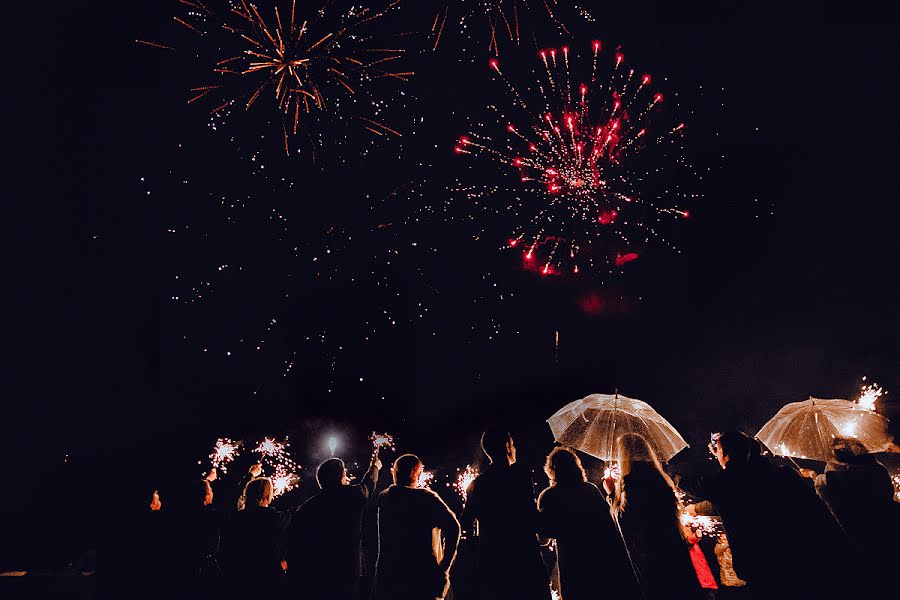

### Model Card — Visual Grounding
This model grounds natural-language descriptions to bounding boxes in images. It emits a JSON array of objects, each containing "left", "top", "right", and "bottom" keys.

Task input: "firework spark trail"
[
  {"left": 457, "top": 41, "right": 694, "bottom": 275},
  {"left": 432, "top": 0, "right": 573, "bottom": 55},
  {"left": 209, "top": 437, "right": 242, "bottom": 473},
  {"left": 146, "top": 0, "right": 410, "bottom": 155}
]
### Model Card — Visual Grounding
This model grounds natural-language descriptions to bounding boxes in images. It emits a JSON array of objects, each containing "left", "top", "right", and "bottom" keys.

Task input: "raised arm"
[{"left": 359, "top": 453, "right": 382, "bottom": 499}]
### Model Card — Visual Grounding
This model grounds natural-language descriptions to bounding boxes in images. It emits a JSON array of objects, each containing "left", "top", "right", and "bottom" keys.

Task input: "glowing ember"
[
  {"left": 457, "top": 42, "right": 693, "bottom": 274},
  {"left": 455, "top": 465, "right": 478, "bottom": 500},
  {"left": 416, "top": 469, "right": 435, "bottom": 489},
  {"left": 209, "top": 437, "right": 241, "bottom": 473},
  {"left": 891, "top": 472, "right": 900, "bottom": 503}
]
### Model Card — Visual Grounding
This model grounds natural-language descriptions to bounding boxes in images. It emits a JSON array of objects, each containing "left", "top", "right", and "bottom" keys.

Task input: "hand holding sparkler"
[{"left": 369, "top": 432, "right": 394, "bottom": 470}]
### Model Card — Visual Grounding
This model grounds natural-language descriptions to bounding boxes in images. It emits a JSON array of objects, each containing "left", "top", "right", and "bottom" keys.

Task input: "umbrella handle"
[{"left": 612, "top": 511, "right": 648, "bottom": 600}]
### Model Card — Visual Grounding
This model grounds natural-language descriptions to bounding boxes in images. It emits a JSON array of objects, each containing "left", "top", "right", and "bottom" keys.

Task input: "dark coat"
[
  {"left": 220, "top": 505, "right": 290, "bottom": 594},
  {"left": 613, "top": 467, "right": 703, "bottom": 600},
  {"left": 96, "top": 509, "right": 168, "bottom": 600},
  {"left": 373, "top": 484, "right": 460, "bottom": 600},
  {"left": 815, "top": 456, "right": 897, "bottom": 594},
  {"left": 285, "top": 466, "right": 378, "bottom": 600},
  {"left": 164, "top": 506, "right": 221, "bottom": 579},
  {"left": 538, "top": 481, "right": 640, "bottom": 600},
  {"left": 460, "top": 462, "right": 550, "bottom": 600},
  {"left": 687, "top": 458, "right": 851, "bottom": 599}
]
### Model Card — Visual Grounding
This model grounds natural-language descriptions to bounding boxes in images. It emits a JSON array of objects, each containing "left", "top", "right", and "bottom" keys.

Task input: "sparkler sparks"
[
  {"left": 150, "top": 0, "right": 410, "bottom": 155},
  {"left": 369, "top": 431, "right": 396, "bottom": 452},
  {"left": 457, "top": 42, "right": 695, "bottom": 275},
  {"left": 416, "top": 469, "right": 435, "bottom": 489},
  {"left": 209, "top": 437, "right": 241, "bottom": 473},
  {"left": 676, "top": 488, "right": 720, "bottom": 537},
  {"left": 455, "top": 465, "right": 478, "bottom": 500},
  {"left": 253, "top": 436, "right": 301, "bottom": 497},
  {"left": 856, "top": 378, "right": 884, "bottom": 411}
]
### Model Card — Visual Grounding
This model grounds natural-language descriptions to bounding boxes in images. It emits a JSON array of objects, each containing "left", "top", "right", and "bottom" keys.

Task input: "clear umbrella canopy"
[
  {"left": 756, "top": 398, "right": 892, "bottom": 462},
  {"left": 547, "top": 393, "right": 689, "bottom": 462}
]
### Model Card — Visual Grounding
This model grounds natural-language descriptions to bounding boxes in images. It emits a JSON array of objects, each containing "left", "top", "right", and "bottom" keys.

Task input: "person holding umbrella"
[
  {"left": 683, "top": 431, "right": 851, "bottom": 600},
  {"left": 605, "top": 433, "right": 702, "bottom": 600}
]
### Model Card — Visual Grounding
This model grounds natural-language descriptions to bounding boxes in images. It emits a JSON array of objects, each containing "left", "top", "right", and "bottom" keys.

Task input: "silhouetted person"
[
  {"left": 806, "top": 437, "right": 896, "bottom": 594},
  {"left": 538, "top": 447, "right": 639, "bottom": 600},
  {"left": 221, "top": 477, "right": 289, "bottom": 596},
  {"left": 234, "top": 462, "right": 263, "bottom": 510},
  {"left": 684, "top": 431, "right": 851, "bottom": 600},
  {"left": 96, "top": 487, "right": 167, "bottom": 600},
  {"left": 164, "top": 478, "right": 222, "bottom": 587},
  {"left": 286, "top": 452, "right": 382, "bottom": 600},
  {"left": 606, "top": 433, "right": 702, "bottom": 600},
  {"left": 373, "top": 454, "right": 460, "bottom": 600},
  {"left": 460, "top": 428, "right": 550, "bottom": 600}
]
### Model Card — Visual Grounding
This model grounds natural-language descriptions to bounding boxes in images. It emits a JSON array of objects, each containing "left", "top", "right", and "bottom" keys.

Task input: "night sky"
[{"left": 6, "top": 1, "right": 899, "bottom": 509}]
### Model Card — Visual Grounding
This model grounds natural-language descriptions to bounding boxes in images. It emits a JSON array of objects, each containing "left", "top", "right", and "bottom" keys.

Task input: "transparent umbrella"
[
  {"left": 547, "top": 393, "right": 689, "bottom": 462},
  {"left": 756, "top": 398, "right": 892, "bottom": 462}
]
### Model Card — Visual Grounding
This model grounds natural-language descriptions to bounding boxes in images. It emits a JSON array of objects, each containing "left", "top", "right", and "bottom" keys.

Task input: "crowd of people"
[{"left": 97, "top": 429, "right": 898, "bottom": 600}]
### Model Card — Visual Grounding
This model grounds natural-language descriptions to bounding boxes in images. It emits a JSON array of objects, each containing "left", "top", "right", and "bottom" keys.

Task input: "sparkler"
[
  {"left": 455, "top": 465, "right": 478, "bottom": 500},
  {"left": 416, "top": 469, "right": 435, "bottom": 489},
  {"left": 209, "top": 437, "right": 241, "bottom": 473},
  {"left": 675, "top": 488, "right": 720, "bottom": 537},
  {"left": 431, "top": 1, "right": 575, "bottom": 55},
  {"left": 253, "top": 436, "right": 301, "bottom": 497},
  {"left": 369, "top": 431, "right": 396, "bottom": 452},
  {"left": 147, "top": 0, "right": 410, "bottom": 155},
  {"left": 856, "top": 378, "right": 884, "bottom": 411},
  {"left": 457, "top": 42, "right": 694, "bottom": 274},
  {"left": 603, "top": 464, "right": 620, "bottom": 480}
]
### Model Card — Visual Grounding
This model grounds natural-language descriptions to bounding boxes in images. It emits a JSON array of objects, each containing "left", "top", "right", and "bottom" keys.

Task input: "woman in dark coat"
[
  {"left": 606, "top": 433, "right": 702, "bottom": 600},
  {"left": 538, "top": 447, "right": 639, "bottom": 600},
  {"left": 221, "top": 477, "right": 290, "bottom": 596}
]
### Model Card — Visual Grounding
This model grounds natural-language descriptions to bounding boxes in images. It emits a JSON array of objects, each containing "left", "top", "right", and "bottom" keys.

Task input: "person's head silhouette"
[
  {"left": 244, "top": 477, "right": 273, "bottom": 508},
  {"left": 544, "top": 446, "right": 587, "bottom": 485},
  {"left": 392, "top": 454, "right": 423, "bottom": 488},
  {"left": 481, "top": 428, "right": 516, "bottom": 465},
  {"left": 317, "top": 458, "right": 348, "bottom": 489},
  {"left": 716, "top": 431, "right": 760, "bottom": 469}
]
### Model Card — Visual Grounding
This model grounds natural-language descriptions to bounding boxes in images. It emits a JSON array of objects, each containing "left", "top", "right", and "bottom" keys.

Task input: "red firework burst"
[{"left": 456, "top": 41, "right": 694, "bottom": 275}]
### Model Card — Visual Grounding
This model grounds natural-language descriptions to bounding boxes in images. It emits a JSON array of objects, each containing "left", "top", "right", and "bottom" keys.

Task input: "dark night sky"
[{"left": 6, "top": 1, "right": 899, "bottom": 505}]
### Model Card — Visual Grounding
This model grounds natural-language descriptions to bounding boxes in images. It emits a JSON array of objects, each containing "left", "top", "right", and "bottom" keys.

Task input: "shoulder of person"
[{"left": 420, "top": 487, "right": 447, "bottom": 503}]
